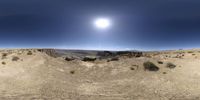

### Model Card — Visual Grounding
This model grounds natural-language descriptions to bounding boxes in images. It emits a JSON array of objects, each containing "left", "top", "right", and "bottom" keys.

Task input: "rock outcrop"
[{"left": 37, "top": 49, "right": 58, "bottom": 58}]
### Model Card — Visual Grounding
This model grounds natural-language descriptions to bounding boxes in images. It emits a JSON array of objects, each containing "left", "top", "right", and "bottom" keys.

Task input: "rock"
[
  {"left": 37, "top": 49, "right": 58, "bottom": 58},
  {"left": 143, "top": 61, "right": 159, "bottom": 71},
  {"left": 166, "top": 63, "right": 176, "bottom": 69}
]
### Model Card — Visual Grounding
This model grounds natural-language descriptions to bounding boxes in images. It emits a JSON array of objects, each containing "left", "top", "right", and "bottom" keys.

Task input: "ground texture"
[{"left": 0, "top": 49, "right": 200, "bottom": 100}]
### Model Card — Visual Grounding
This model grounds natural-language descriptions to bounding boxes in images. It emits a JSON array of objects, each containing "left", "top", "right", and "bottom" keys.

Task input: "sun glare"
[{"left": 94, "top": 18, "right": 111, "bottom": 29}]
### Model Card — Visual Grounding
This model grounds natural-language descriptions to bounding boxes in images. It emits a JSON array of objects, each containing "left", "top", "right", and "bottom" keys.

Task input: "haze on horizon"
[{"left": 0, "top": 0, "right": 200, "bottom": 50}]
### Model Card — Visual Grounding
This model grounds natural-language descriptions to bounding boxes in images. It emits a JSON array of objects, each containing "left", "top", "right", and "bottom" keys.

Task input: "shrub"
[
  {"left": 110, "top": 57, "right": 119, "bottom": 61},
  {"left": 163, "top": 72, "right": 167, "bottom": 74},
  {"left": 132, "top": 65, "right": 139, "bottom": 69},
  {"left": 27, "top": 51, "right": 33, "bottom": 55},
  {"left": 70, "top": 70, "right": 75, "bottom": 74},
  {"left": 130, "top": 67, "right": 135, "bottom": 70},
  {"left": 2, "top": 62, "right": 6, "bottom": 65},
  {"left": 12, "top": 56, "right": 20, "bottom": 61},
  {"left": 65, "top": 57, "right": 75, "bottom": 61},
  {"left": 2, "top": 53, "right": 7, "bottom": 59},
  {"left": 143, "top": 61, "right": 159, "bottom": 71},
  {"left": 157, "top": 61, "right": 163, "bottom": 64},
  {"left": 82, "top": 56, "right": 96, "bottom": 62},
  {"left": 188, "top": 51, "right": 194, "bottom": 53},
  {"left": 166, "top": 62, "right": 176, "bottom": 69}
]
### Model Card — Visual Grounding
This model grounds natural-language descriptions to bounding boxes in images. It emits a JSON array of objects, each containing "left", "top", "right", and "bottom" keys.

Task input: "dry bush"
[
  {"left": 157, "top": 61, "right": 163, "bottom": 64},
  {"left": 130, "top": 67, "right": 135, "bottom": 70},
  {"left": 82, "top": 56, "right": 96, "bottom": 62},
  {"left": 65, "top": 57, "right": 75, "bottom": 61},
  {"left": 27, "top": 51, "right": 33, "bottom": 55},
  {"left": 12, "top": 56, "right": 20, "bottom": 61},
  {"left": 2, "top": 53, "right": 7, "bottom": 59},
  {"left": 163, "top": 72, "right": 167, "bottom": 74},
  {"left": 70, "top": 70, "right": 75, "bottom": 74},
  {"left": 2, "top": 62, "right": 6, "bottom": 65},
  {"left": 188, "top": 51, "right": 194, "bottom": 53},
  {"left": 166, "top": 62, "right": 176, "bottom": 69},
  {"left": 143, "top": 61, "right": 159, "bottom": 71},
  {"left": 107, "top": 57, "right": 119, "bottom": 62}
]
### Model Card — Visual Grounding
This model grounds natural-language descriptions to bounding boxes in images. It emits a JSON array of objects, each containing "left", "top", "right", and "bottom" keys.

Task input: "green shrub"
[{"left": 143, "top": 61, "right": 159, "bottom": 71}]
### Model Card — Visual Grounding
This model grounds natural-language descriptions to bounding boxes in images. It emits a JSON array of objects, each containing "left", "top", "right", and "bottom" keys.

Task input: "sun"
[{"left": 94, "top": 18, "right": 111, "bottom": 29}]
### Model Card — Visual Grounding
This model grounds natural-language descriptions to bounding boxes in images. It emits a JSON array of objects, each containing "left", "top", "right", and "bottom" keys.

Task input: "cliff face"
[{"left": 37, "top": 49, "right": 58, "bottom": 58}]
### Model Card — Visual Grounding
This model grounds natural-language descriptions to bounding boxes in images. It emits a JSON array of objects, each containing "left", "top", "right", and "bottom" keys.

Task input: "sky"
[{"left": 0, "top": 0, "right": 200, "bottom": 50}]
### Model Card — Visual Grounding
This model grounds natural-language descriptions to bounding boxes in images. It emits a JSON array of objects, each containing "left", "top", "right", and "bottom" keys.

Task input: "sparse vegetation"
[
  {"left": 12, "top": 56, "right": 20, "bottom": 61},
  {"left": 166, "top": 62, "right": 176, "bottom": 69},
  {"left": 132, "top": 65, "right": 139, "bottom": 69},
  {"left": 2, "top": 53, "right": 7, "bottom": 59},
  {"left": 192, "top": 54, "right": 196, "bottom": 56},
  {"left": 188, "top": 51, "right": 194, "bottom": 53},
  {"left": 82, "top": 56, "right": 96, "bottom": 62},
  {"left": 65, "top": 57, "right": 75, "bottom": 61},
  {"left": 143, "top": 61, "right": 159, "bottom": 71},
  {"left": 70, "top": 70, "right": 75, "bottom": 74},
  {"left": 2, "top": 62, "right": 6, "bottom": 65},
  {"left": 163, "top": 72, "right": 167, "bottom": 74},
  {"left": 130, "top": 67, "right": 135, "bottom": 70},
  {"left": 157, "top": 61, "right": 163, "bottom": 64},
  {"left": 27, "top": 51, "right": 33, "bottom": 55},
  {"left": 107, "top": 57, "right": 119, "bottom": 62}
]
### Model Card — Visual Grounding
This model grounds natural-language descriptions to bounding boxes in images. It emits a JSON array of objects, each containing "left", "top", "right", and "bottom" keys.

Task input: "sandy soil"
[{"left": 0, "top": 49, "right": 200, "bottom": 100}]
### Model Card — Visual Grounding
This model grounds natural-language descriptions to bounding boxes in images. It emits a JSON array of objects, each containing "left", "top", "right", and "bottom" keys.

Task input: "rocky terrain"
[{"left": 0, "top": 49, "right": 200, "bottom": 100}]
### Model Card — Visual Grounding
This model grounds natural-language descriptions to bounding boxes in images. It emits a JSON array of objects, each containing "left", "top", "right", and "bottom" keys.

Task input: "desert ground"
[{"left": 0, "top": 49, "right": 200, "bottom": 100}]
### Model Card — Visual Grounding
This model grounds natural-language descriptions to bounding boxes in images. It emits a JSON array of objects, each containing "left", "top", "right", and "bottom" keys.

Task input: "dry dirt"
[{"left": 0, "top": 49, "right": 200, "bottom": 100}]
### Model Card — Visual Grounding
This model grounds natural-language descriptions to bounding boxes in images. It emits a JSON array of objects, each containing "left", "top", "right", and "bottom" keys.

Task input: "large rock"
[{"left": 37, "top": 49, "right": 58, "bottom": 58}]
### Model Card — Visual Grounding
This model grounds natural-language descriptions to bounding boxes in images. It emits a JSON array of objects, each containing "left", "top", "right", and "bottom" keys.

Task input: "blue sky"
[{"left": 0, "top": 0, "right": 200, "bottom": 50}]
